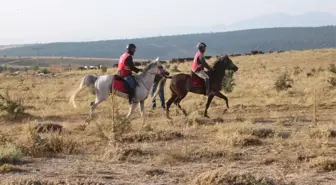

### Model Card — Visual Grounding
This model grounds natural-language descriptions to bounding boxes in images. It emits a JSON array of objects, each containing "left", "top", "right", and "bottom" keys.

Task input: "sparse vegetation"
[
  {"left": 0, "top": 49, "right": 335, "bottom": 184},
  {"left": 0, "top": 164, "right": 25, "bottom": 174},
  {"left": 171, "top": 65, "right": 180, "bottom": 72},
  {"left": 0, "top": 143, "right": 23, "bottom": 165},
  {"left": 18, "top": 127, "right": 79, "bottom": 157},
  {"left": 222, "top": 70, "right": 236, "bottom": 93},
  {"left": 293, "top": 66, "right": 302, "bottom": 76},
  {"left": 0, "top": 90, "right": 34, "bottom": 120},
  {"left": 101, "top": 65, "right": 107, "bottom": 73},
  {"left": 30, "top": 64, "right": 39, "bottom": 71},
  {"left": 274, "top": 71, "right": 293, "bottom": 91},
  {"left": 328, "top": 77, "right": 336, "bottom": 87},
  {"left": 328, "top": 64, "right": 336, "bottom": 74},
  {"left": 192, "top": 169, "right": 294, "bottom": 185},
  {"left": 310, "top": 157, "right": 336, "bottom": 172}
]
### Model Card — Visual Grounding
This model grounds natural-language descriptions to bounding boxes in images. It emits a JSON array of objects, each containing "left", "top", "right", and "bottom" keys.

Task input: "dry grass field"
[{"left": 0, "top": 48, "right": 336, "bottom": 185}]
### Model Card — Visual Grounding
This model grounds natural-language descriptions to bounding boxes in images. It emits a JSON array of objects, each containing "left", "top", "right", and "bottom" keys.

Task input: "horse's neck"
[
  {"left": 212, "top": 69, "right": 226, "bottom": 82},
  {"left": 136, "top": 70, "right": 156, "bottom": 89}
]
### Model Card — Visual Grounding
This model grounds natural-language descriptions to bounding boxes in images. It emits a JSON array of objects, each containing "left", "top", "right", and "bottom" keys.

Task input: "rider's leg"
[
  {"left": 196, "top": 70, "right": 211, "bottom": 95},
  {"left": 124, "top": 75, "right": 137, "bottom": 104}
]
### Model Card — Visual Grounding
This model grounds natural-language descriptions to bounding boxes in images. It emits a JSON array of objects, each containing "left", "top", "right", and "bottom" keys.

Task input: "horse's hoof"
[
  {"left": 223, "top": 109, "right": 228, "bottom": 113},
  {"left": 166, "top": 114, "right": 172, "bottom": 120},
  {"left": 182, "top": 110, "right": 188, "bottom": 116},
  {"left": 85, "top": 118, "right": 91, "bottom": 124},
  {"left": 203, "top": 114, "right": 210, "bottom": 118}
]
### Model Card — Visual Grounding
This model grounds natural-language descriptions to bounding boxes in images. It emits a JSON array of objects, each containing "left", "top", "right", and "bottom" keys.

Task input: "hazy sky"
[{"left": 1, "top": 0, "right": 335, "bottom": 45}]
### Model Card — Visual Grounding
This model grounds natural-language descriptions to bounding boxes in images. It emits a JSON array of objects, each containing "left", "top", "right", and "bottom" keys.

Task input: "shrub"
[
  {"left": 274, "top": 72, "right": 293, "bottom": 91},
  {"left": 101, "top": 65, "right": 107, "bottom": 73},
  {"left": 18, "top": 127, "right": 79, "bottom": 157},
  {"left": 0, "top": 90, "right": 34, "bottom": 120},
  {"left": 171, "top": 65, "right": 180, "bottom": 72},
  {"left": 327, "top": 77, "right": 336, "bottom": 87},
  {"left": 293, "top": 66, "right": 302, "bottom": 76},
  {"left": 222, "top": 70, "right": 236, "bottom": 93},
  {"left": 0, "top": 143, "right": 23, "bottom": 165},
  {"left": 328, "top": 64, "right": 336, "bottom": 74}
]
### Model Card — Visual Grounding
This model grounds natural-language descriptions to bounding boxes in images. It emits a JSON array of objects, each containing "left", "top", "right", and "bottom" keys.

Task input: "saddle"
[
  {"left": 190, "top": 71, "right": 205, "bottom": 87},
  {"left": 114, "top": 74, "right": 124, "bottom": 81},
  {"left": 110, "top": 74, "right": 128, "bottom": 94},
  {"left": 110, "top": 74, "right": 140, "bottom": 94}
]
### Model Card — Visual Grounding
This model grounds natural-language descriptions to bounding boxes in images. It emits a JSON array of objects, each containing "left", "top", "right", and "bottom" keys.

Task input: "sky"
[{"left": 0, "top": 0, "right": 335, "bottom": 45}]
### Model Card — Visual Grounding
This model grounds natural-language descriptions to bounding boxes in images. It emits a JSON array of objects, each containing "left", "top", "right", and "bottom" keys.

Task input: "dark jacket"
[
  {"left": 197, "top": 53, "right": 212, "bottom": 71},
  {"left": 154, "top": 74, "right": 163, "bottom": 84}
]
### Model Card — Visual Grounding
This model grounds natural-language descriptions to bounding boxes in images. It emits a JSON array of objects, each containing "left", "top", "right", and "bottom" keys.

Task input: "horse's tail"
[
  {"left": 152, "top": 77, "right": 169, "bottom": 100},
  {"left": 69, "top": 75, "right": 98, "bottom": 108}
]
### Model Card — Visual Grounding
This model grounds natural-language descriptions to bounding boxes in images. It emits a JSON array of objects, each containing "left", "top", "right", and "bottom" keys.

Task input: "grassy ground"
[{"left": 0, "top": 48, "right": 336, "bottom": 185}]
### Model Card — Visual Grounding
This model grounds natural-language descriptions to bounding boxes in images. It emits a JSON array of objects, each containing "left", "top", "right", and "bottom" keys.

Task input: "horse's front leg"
[
  {"left": 204, "top": 94, "right": 215, "bottom": 118},
  {"left": 139, "top": 100, "right": 147, "bottom": 129},
  {"left": 126, "top": 102, "right": 137, "bottom": 119},
  {"left": 214, "top": 91, "right": 229, "bottom": 109},
  {"left": 139, "top": 100, "right": 145, "bottom": 117}
]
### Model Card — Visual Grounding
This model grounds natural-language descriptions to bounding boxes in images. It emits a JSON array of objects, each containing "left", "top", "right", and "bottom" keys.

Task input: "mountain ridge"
[{"left": 0, "top": 26, "right": 335, "bottom": 60}]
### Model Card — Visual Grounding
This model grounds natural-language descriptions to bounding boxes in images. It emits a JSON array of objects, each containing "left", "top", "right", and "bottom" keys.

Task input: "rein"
[{"left": 138, "top": 67, "right": 161, "bottom": 90}]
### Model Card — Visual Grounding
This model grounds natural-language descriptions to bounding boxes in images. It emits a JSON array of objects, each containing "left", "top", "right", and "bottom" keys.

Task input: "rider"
[
  {"left": 192, "top": 42, "right": 213, "bottom": 95},
  {"left": 117, "top": 43, "right": 143, "bottom": 104}
]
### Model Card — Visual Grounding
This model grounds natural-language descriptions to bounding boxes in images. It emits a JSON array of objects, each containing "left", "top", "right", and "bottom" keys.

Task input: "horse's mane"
[
  {"left": 212, "top": 55, "right": 228, "bottom": 70},
  {"left": 134, "top": 61, "right": 157, "bottom": 79},
  {"left": 142, "top": 61, "right": 157, "bottom": 73}
]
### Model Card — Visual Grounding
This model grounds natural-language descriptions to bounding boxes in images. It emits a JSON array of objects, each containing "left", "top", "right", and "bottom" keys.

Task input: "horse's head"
[
  {"left": 214, "top": 55, "right": 239, "bottom": 72},
  {"left": 146, "top": 57, "right": 170, "bottom": 77}
]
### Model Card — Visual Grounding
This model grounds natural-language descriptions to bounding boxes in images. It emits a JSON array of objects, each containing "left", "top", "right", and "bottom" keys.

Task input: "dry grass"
[
  {"left": 0, "top": 143, "right": 23, "bottom": 165},
  {"left": 0, "top": 48, "right": 336, "bottom": 184},
  {"left": 16, "top": 126, "right": 80, "bottom": 157},
  {"left": 0, "top": 164, "right": 25, "bottom": 174},
  {"left": 192, "top": 169, "right": 294, "bottom": 185}
]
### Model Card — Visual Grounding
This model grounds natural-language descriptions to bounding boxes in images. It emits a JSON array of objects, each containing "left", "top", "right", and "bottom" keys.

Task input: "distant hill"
[
  {"left": 0, "top": 26, "right": 335, "bottom": 60},
  {"left": 123, "top": 12, "right": 336, "bottom": 36},
  {"left": 225, "top": 12, "right": 336, "bottom": 32}
]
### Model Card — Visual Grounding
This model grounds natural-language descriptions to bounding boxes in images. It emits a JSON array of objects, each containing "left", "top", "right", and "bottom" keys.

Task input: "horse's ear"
[
  {"left": 154, "top": 57, "right": 159, "bottom": 62},
  {"left": 223, "top": 54, "right": 229, "bottom": 59}
]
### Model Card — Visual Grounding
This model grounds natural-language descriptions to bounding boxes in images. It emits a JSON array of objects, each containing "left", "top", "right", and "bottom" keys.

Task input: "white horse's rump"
[{"left": 69, "top": 57, "right": 168, "bottom": 120}]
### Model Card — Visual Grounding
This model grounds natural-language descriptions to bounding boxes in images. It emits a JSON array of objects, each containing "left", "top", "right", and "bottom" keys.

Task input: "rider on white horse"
[{"left": 117, "top": 43, "right": 143, "bottom": 104}]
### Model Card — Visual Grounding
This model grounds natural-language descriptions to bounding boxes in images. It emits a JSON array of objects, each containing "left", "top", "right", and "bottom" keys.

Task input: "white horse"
[{"left": 69, "top": 57, "right": 169, "bottom": 120}]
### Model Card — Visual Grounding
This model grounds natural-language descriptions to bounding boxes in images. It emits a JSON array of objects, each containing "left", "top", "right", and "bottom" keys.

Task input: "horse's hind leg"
[
  {"left": 89, "top": 90, "right": 108, "bottom": 121},
  {"left": 174, "top": 94, "right": 188, "bottom": 116},
  {"left": 166, "top": 93, "right": 178, "bottom": 119}
]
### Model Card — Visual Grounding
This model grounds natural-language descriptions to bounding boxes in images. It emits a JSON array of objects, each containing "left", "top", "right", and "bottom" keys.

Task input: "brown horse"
[{"left": 153, "top": 55, "right": 238, "bottom": 118}]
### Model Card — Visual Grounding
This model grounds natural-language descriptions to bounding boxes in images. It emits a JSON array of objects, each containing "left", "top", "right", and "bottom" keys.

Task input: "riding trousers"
[
  {"left": 123, "top": 75, "right": 137, "bottom": 89},
  {"left": 193, "top": 70, "right": 209, "bottom": 80}
]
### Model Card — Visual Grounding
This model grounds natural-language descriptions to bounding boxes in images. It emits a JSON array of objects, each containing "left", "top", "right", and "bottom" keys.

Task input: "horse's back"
[
  {"left": 170, "top": 73, "right": 192, "bottom": 91},
  {"left": 171, "top": 73, "right": 191, "bottom": 80}
]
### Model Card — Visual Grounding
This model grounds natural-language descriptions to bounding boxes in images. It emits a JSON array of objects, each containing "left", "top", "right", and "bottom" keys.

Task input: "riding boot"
[
  {"left": 128, "top": 88, "right": 134, "bottom": 104},
  {"left": 205, "top": 79, "right": 211, "bottom": 95}
]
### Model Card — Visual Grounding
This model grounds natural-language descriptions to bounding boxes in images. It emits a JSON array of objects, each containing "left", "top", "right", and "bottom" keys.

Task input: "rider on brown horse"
[
  {"left": 192, "top": 42, "right": 214, "bottom": 95},
  {"left": 117, "top": 43, "right": 143, "bottom": 104}
]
